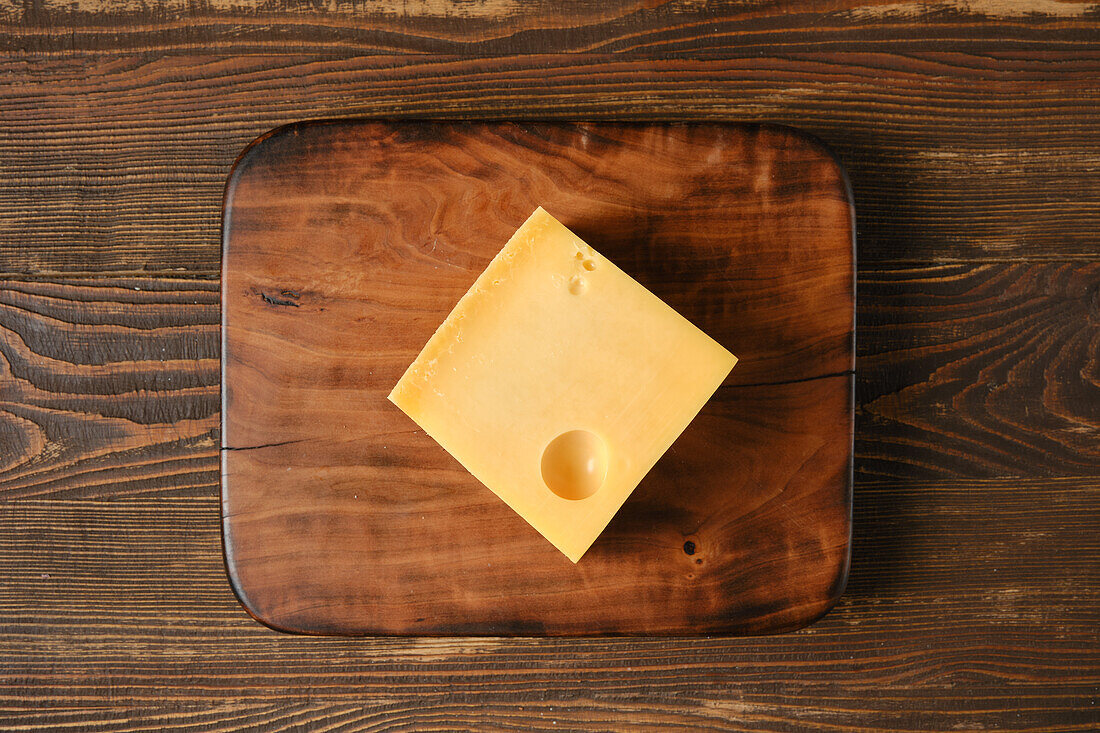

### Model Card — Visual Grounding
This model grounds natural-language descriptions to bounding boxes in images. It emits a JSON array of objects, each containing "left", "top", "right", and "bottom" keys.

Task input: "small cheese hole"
[
  {"left": 568, "top": 275, "right": 588, "bottom": 295},
  {"left": 582, "top": 259, "right": 597, "bottom": 271},
  {"left": 541, "top": 430, "right": 607, "bottom": 501}
]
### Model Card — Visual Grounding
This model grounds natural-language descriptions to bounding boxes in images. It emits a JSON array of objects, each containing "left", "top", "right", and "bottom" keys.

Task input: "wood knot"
[{"left": 260, "top": 290, "right": 300, "bottom": 307}]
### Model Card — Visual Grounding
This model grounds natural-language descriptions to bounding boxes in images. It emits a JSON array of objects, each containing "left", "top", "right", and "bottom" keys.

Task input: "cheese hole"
[
  {"left": 541, "top": 430, "right": 607, "bottom": 500},
  {"left": 575, "top": 252, "right": 585, "bottom": 260},
  {"left": 582, "top": 259, "right": 597, "bottom": 271},
  {"left": 568, "top": 275, "right": 588, "bottom": 295}
]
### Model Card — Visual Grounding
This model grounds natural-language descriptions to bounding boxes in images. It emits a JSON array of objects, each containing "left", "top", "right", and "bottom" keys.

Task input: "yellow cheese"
[{"left": 389, "top": 208, "right": 737, "bottom": 562}]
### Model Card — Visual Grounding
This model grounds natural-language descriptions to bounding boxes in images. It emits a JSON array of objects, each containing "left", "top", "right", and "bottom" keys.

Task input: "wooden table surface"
[{"left": 2, "top": 1, "right": 1098, "bottom": 730}]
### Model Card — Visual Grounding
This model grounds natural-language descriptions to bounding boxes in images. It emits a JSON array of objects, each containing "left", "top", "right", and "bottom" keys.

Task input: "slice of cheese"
[{"left": 389, "top": 207, "right": 737, "bottom": 562}]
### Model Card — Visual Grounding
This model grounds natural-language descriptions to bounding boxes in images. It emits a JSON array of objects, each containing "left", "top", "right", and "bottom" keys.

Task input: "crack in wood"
[
  {"left": 221, "top": 439, "right": 306, "bottom": 451},
  {"left": 725, "top": 370, "right": 855, "bottom": 389}
]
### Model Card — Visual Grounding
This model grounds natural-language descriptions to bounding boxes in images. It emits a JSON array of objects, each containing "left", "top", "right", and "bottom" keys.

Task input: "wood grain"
[
  {"left": 2, "top": 49, "right": 1098, "bottom": 274},
  {"left": 858, "top": 262, "right": 1100, "bottom": 480},
  {"left": 1, "top": 227, "right": 1096, "bottom": 729},
  {"left": 2, "top": 263, "right": 1094, "bottom": 502},
  {"left": 4, "top": 0, "right": 1099, "bottom": 54},
  {"left": 1, "top": 482, "right": 1096, "bottom": 726},
  {"left": 221, "top": 121, "right": 854, "bottom": 635},
  {"left": 0, "top": 278, "right": 219, "bottom": 501},
  {"left": 3, "top": 0, "right": 1099, "bottom": 727}
]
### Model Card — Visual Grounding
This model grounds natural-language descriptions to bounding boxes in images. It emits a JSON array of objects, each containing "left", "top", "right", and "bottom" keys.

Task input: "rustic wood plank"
[
  {"left": 0, "top": 277, "right": 218, "bottom": 500},
  {"left": 2, "top": 261, "right": 1095, "bottom": 504},
  {"left": 3, "top": 0, "right": 1099, "bottom": 55},
  {"left": 0, "top": 269, "right": 1095, "bottom": 725},
  {"left": 2, "top": 4, "right": 1098, "bottom": 723},
  {"left": 857, "top": 262, "right": 1100, "bottom": 480},
  {"left": 1, "top": 51, "right": 1098, "bottom": 273},
  {"left": 0, "top": 479, "right": 1096, "bottom": 730},
  {"left": 4, "top": 478, "right": 1097, "bottom": 624},
  {"left": 0, "top": 693, "right": 1098, "bottom": 733}
]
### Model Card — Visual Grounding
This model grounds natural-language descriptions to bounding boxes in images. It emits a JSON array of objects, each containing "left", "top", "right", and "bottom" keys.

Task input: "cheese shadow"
[
  {"left": 566, "top": 141, "right": 894, "bottom": 606},
  {"left": 570, "top": 216, "right": 750, "bottom": 543},
  {"left": 571, "top": 216, "right": 851, "bottom": 616}
]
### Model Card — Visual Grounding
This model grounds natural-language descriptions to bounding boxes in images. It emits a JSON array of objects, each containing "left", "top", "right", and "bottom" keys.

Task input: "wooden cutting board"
[{"left": 221, "top": 121, "right": 854, "bottom": 635}]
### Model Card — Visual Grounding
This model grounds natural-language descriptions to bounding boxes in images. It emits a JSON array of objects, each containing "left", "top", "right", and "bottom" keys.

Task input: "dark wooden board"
[{"left": 221, "top": 121, "right": 855, "bottom": 635}]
